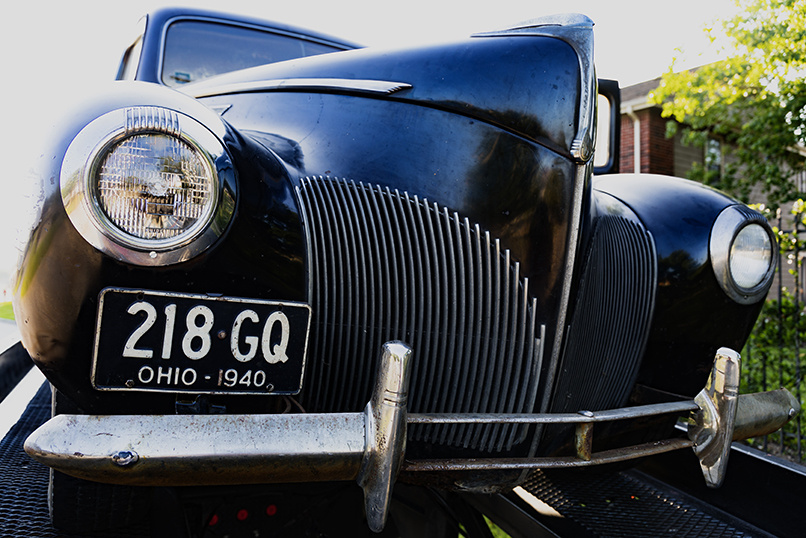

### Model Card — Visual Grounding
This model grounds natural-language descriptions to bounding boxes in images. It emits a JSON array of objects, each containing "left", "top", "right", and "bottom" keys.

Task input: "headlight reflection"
[
  {"left": 710, "top": 206, "right": 776, "bottom": 305},
  {"left": 97, "top": 133, "right": 215, "bottom": 241},
  {"left": 729, "top": 224, "right": 772, "bottom": 290}
]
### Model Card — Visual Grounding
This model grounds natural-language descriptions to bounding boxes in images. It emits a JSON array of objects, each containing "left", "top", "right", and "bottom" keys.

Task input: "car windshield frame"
[
  {"left": 159, "top": 17, "right": 349, "bottom": 88},
  {"left": 115, "top": 16, "right": 147, "bottom": 81}
]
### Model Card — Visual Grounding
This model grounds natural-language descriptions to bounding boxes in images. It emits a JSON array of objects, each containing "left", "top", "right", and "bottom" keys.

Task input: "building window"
[{"left": 705, "top": 138, "right": 722, "bottom": 176}]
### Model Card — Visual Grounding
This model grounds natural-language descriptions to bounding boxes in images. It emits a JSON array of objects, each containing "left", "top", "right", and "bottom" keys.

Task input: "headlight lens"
[
  {"left": 61, "top": 105, "right": 235, "bottom": 266},
  {"left": 96, "top": 133, "right": 215, "bottom": 241},
  {"left": 710, "top": 206, "right": 776, "bottom": 304},
  {"left": 729, "top": 224, "right": 772, "bottom": 289}
]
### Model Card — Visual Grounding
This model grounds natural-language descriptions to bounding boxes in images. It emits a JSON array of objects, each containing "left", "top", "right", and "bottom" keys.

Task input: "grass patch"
[
  {"left": 0, "top": 302, "right": 13, "bottom": 320},
  {"left": 485, "top": 516, "right": 510, "bottom": 537}
]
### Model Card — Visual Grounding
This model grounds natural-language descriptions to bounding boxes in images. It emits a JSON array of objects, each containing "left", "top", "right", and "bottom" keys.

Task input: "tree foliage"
[{"left": 651, "top": 0, "right": 806, "bottom": 207}]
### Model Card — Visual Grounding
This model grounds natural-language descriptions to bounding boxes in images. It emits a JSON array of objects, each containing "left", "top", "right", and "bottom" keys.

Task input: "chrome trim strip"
[
  {"left": 403, "top": 438, "right": 695, "bottom": 472},
  {"left": 536, "top": 162, "right": 591, "bottom": 434},
  {"left": 408, "top": 400, "right": 700, "bottom": 425},
  {"left": 189, "top": 78, "right": 413, "bottom": 99}
]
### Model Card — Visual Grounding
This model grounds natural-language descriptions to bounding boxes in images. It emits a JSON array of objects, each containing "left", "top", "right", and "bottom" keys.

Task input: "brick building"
[{"left": 618, "top": 78, "right": 708, "bottom": 178}]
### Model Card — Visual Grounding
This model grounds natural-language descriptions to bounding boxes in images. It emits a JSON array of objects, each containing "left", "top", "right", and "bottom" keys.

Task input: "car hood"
[{"left": 184, "top": 31, "right": 583, "bottom": 158}]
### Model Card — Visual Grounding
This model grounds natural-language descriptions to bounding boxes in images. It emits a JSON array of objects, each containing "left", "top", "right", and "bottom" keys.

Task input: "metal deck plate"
[
  {"left": 521, "top": 468, "right": 773, "bottom": 537},
  {"left": 0, "top": 383, "right": 148, "bottom": 537}
]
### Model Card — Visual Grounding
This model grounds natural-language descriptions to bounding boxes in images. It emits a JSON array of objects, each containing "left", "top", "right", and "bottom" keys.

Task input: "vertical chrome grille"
[
  {"left": 296, "top": 177, "right": 544, "bottom": 453},
  {"left": 549, "top": 215, "right": 657, "bottom": 414}
]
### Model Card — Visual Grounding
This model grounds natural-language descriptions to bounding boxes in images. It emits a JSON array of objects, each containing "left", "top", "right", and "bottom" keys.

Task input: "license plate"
[{"left": 92, "top": 288, "right": 312, "bottom": 395}]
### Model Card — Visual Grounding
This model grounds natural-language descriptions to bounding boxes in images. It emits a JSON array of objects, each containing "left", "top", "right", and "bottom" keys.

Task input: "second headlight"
[
  {"left": 729, "top": 223, "right": 773, "bottom": 290},
  {"left": 710, "top": 205, "right": 777, "bottom": 305}
]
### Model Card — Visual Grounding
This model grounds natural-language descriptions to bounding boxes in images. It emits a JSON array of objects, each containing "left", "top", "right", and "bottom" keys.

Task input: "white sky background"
[{"left": 0, "top": 0, "right": 738, "bottom": 288}]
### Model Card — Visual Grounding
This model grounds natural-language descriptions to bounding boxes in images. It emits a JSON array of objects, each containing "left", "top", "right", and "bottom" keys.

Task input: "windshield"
[{"left": 161, "top": 20, "right": 344, "bottom": 87}]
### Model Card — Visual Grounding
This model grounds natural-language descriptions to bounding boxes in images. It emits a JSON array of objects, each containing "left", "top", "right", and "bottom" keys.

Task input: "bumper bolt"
[{"left": 112, "top": 450, "right": 139, "bottom": 467}]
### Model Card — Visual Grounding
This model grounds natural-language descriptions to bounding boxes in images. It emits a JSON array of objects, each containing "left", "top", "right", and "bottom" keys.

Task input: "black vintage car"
[{"left": 13, "top": 7, "right": 798, "bottom": 536}]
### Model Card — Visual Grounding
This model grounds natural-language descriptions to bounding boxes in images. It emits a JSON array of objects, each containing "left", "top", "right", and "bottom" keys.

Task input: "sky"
[{"left": 0, "top": 0, "right": 739, "bottom": 286}]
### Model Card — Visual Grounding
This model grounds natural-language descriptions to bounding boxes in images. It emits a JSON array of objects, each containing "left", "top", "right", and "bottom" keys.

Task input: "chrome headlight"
[
  {"left": 710, "top": 205, "right": 777, "bottom": 304},
  {"left": 61, "top": 106, "right": 235, "bottom": 266}
]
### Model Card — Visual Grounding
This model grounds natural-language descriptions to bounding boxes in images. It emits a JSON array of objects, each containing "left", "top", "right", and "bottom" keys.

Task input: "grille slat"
[
  {"left": 515, "top": 301, "right": 543, "bottom": 451},
  {"left": 460, "top": 226, "right": 487, "bottom": 445},
  {"left": 382, "top": 187, "right": 404, "bottom": 342},
  {"left": 449, "top": 220, "right": 477, "bottom": 446},
  {"left": 340, "top": 182, "right": 365, "bottom": 407},
  {"left": 440, "top": 209, "right": 459, "bottom": 416},
  {"left": 354, "top": 183, "right": 383, "bottom": 403},
  {"left": 481, "top": 257, "right": 514, "bottom": 450},
  {"left": 443, "top": 213, "right": 466, "bottom": 444},
  {"left": 477, "top": 240, "right": 503, "bottom": 422},
  {"left": 300, "top": 179, "right": 329, "bottom": 408},
  {"left": 430, "top": 205, "right": 451, "bottom": 417},
  {"left": 499, "top": 276, "right": 530, "bottom": 451},
  {"left": 397, "top": 190, "right": 417, "bottom": 345},
  {"left": 412, "top": 200, "right": 442, "bottom": 414},
  {"left": 325, "top": 181, "right": 352, "bottom": 410},
  {"left": 344, "top": 182, "right": 371, "bottom": 394},
  {"left": 403, "top": 193, "right": 427, "bottom": 379}
]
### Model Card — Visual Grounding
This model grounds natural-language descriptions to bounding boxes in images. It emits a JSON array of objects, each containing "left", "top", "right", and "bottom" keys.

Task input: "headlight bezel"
[
  {"left": 710, "top": 205, "right": 777, "bottom": 305},
  {"left": 61, "top": 106, "right": 235, "bottom": 266}
]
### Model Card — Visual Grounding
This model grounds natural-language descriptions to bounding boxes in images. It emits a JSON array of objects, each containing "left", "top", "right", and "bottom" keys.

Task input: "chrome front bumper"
[{"left": 25, "top": 344, "right": 798, "bottom": 532}]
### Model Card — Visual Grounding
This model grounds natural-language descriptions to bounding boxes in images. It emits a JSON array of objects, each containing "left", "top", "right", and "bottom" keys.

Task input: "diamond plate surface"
[
  {"left": 522, "top": 469, "right": 773, "bottom": 537},
  {"left": 0, "top": 383, "right": 148, "bottom": 537}
]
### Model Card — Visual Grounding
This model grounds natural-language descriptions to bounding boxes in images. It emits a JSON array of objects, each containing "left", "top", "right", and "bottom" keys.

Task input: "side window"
[
  {"left": 593, "top": 79, "right": 621, "bottom": 175},
  {"left": 593, "top": 93, "right": 611, "bottom": 169},
  {"left": 161, "top": 21, "right": 343, "bottom": 87}
]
